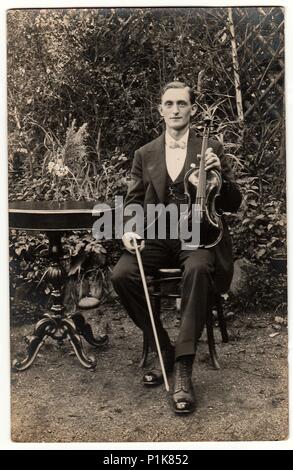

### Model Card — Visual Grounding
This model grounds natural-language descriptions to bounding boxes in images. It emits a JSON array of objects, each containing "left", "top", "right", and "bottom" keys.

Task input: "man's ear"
[
  {"left": 190, "top": 104, "right": 197, "bottom": 117},
  {"left": 158, "top": 104, "right": 164, "bottom": 117}
]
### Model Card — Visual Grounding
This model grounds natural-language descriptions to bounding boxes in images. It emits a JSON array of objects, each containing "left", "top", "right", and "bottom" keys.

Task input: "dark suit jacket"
[{"left": 124, "top": 128, "right": 242, "bottom": 293}]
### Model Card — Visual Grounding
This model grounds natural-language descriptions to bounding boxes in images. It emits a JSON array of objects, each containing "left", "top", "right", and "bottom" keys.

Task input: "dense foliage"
[{"left": 7, "top": 7, "right": 286, "bottom": 311}]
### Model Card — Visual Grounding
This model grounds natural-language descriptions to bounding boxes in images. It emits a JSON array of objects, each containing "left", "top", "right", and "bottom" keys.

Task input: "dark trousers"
[{"left": 111, "top": 239, "right": 216, "bottom": 359}]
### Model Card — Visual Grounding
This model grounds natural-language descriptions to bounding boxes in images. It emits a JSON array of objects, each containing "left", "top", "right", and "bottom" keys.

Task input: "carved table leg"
[
  {"left": 12, "top": 231, "right": 100, "bottom": 371},
  {"left": 71, "top": 313, "right": 108, "bottom": 347},
  {"left": 61, "top": 318, "right": 97, "bottom": 369},
  {"left": 12, "top": 317, "right": 56, "bottom": 371}
]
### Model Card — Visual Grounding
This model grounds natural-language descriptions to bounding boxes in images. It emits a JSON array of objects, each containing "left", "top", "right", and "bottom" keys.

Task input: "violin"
[{"left": 181, "top": 117, "right": 223, "bottom": 248}]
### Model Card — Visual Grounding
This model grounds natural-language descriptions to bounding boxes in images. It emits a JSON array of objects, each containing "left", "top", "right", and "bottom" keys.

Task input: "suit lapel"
[
  {"left": 185, "top": 129, "right": 202, "bottom": 169},
  {"left": 146, "top": 133, "right": 167, "bottom": 203}
]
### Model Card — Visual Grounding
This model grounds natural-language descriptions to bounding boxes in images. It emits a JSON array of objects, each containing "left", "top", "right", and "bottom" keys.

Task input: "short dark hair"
[{"left": 160, "top": 81, "right": 196, "bottom": 104}]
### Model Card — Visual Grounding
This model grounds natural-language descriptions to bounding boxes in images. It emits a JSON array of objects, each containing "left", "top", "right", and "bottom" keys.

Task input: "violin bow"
[{"left": 132, "top": 237, "right": 170, "bottom": 392}]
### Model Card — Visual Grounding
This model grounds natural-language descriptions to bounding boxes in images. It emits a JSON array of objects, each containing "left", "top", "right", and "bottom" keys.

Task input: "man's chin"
[{"left": 168, "top": 120, "right": 187, "bottom": 130}]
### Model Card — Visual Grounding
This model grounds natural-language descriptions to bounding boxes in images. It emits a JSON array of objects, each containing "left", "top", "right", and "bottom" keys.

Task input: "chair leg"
[
  {"left": 140, "top": 293, "right": 161, "bottom": 368},
  {"left": 215, "top": 294, "right": 229, "bottom": 343},
  {"left": 206, "top": 308, "right": 220, "bottom": 370},
  {"left": 153, "top": 295, "right": 161, "bottom": 317},
  {"left": 140, "top": 331, "right": 149, "bottom": 368}
]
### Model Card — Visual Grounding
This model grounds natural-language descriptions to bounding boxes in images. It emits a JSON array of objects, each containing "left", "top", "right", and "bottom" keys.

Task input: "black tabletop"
[{"left": 9, "top": 200, "right": 113, "bottom": 231}]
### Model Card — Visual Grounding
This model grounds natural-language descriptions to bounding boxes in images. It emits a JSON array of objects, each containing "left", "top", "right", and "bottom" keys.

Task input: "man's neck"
[{"left": 166, "top": 125, "right": 190, "bottom": 141}]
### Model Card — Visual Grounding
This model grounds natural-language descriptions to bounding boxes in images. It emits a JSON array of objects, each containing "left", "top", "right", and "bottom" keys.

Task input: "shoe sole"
[
  {"left": 174, "top": 407, "right": 195, "bottom": 415},
  {"left": 143, "top": 380, "right": 163, "bottom": 387}
]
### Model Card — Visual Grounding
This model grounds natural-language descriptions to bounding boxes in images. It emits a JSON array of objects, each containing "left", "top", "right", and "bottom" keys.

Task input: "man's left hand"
[{"left": 205, "top": 147, "right": 221, "bottom": 172}]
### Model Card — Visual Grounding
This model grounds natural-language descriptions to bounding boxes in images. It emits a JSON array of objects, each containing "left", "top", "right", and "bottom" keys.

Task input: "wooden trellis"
[
  {"left": 232, "top": 6, "right": 284, "bottom": 123},
  {"left": 202, "top": 6, "right": 285, "bottom": 167},
  {"left": 190, "top": 5, "right": 284, "bottom": 162}
]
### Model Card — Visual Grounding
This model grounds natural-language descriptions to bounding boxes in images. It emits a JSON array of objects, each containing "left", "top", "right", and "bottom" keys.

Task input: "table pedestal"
[{"left": 12, "top": 231, "right": 108, "bottom": 371}]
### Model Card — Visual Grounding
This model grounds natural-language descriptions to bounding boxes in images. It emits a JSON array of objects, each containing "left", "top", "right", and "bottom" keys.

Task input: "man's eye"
[{"left": 179, "top": 103, "right": 187, "bottom": 108}]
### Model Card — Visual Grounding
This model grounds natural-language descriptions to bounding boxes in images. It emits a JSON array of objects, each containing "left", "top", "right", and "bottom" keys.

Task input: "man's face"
[{"left": 158, "top": 87, "right": 196, "bottom": 131}]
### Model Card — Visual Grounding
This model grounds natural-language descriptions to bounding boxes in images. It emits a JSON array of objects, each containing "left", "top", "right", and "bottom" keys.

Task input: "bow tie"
[{"left": 168, "top": 140, "right": 186, "bottom": 149}]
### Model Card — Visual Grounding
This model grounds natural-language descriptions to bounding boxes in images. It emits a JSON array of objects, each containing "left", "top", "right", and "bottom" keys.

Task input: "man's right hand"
[{"left": 122, "top": 232, "right": 145, "bottom": 253}]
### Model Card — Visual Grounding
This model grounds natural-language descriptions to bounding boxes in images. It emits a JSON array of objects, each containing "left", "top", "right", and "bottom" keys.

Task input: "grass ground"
[{"left": 10, "top": 301, "right": 288, "bottom": 443}]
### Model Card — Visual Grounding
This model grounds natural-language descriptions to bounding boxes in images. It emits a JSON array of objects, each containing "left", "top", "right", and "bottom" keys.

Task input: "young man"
[{"left": 112, "top": 81, "right": 242, "bottom": 414}]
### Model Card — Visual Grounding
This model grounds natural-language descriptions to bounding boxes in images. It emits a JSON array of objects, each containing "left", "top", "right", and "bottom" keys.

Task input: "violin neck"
[{"left": 197, "top": 127, "right": 209, "bottom": 204}]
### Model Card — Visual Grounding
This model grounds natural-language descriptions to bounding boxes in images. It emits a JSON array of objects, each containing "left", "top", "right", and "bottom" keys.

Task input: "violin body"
[
  {"left": 178, "top": 116, "right": 225, "bottom": 249},
  {"left": 182, "top": 167, "right": 224, "bottom": 249}
]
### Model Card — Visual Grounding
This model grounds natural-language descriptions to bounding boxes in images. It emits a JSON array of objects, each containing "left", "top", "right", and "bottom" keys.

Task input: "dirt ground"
[{"left": 10, "top": 300, "right": 288, "bottom": 443}]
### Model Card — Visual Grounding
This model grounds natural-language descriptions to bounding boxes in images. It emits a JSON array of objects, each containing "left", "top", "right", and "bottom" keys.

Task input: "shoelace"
[{"left": 175, "top": 360, "right": 192, "bottom": 392}]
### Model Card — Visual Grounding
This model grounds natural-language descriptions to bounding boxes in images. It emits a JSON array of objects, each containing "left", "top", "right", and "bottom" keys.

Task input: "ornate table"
[{"left": 9, "top": 201, "right": 111, "bottom": 371}]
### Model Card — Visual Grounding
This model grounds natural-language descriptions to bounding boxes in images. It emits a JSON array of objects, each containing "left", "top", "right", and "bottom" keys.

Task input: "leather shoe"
[
  {"left": 172, "top": 355, "right": 195, "bottom": 414},
  {"left": 143, "top": 346, "right": 175, "bottom": 386}
]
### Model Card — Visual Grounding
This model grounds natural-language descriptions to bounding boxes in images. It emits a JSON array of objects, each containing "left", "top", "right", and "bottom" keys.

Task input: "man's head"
[{"left": 158, "top": 81, "right": 197, "bottom": 133}]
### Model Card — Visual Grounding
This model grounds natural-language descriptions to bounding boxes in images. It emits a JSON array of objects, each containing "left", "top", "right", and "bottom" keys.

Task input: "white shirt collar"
[{"left": 165, "top": 128, "right": 190, "bottom": 147}]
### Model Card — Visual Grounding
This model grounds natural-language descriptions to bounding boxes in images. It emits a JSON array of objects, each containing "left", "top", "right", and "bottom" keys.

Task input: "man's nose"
[{"left": 172, "top": 105, "right": 180, "bottom": 114}]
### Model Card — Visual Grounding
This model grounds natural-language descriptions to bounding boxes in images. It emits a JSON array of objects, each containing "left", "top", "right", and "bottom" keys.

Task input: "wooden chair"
[{"left": 141, "top": 268, "right": 228, "bottom": 370}]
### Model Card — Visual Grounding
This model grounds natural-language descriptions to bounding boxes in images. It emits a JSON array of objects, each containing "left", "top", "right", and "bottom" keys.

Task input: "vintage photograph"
[{"left": 8, "top": 6, "right": 287, "bottom": 442}]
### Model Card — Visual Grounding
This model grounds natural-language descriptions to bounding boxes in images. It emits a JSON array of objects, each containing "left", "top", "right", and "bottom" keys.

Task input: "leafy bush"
[{"left": 9, "top": 229, "right": 120, "bottom": 308}]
